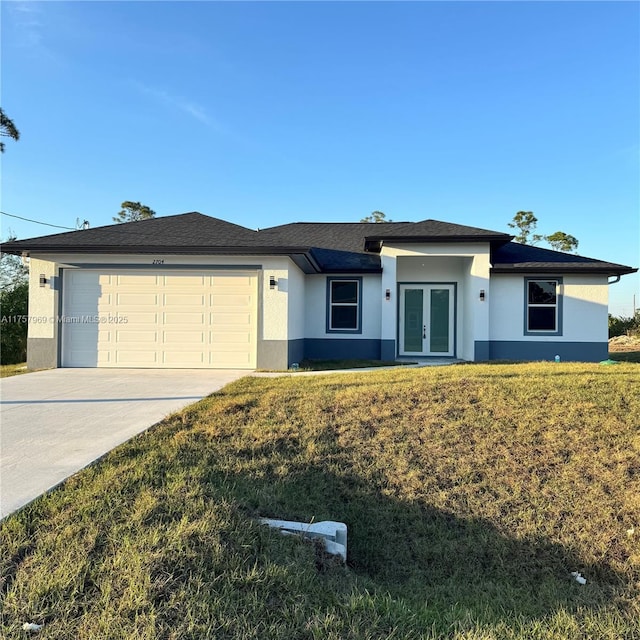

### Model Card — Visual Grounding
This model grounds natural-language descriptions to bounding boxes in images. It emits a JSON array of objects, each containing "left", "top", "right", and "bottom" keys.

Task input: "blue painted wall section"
[
  {"left": 473, "top": 341, "right": 490, "bottom": 361},
  {"left": 477, "top": 341, "right": 608, "bottom": 363},
  {"left": 380, "top": 340, "right": 396, "bottom": 362},
  {"left": 288, "top": 339, "right": 305, "bottom": 366},
  {"left": 304, "top": 338, "right": 381, "bottom": 360}
]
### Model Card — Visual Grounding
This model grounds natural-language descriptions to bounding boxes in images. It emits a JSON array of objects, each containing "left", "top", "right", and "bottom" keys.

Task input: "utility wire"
[{"left": 0, "top": 210, "right": 76, "bottom": 230}]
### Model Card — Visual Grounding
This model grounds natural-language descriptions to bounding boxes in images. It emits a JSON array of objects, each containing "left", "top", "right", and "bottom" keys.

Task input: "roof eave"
[
  {"left": 2, "top": 244, "right": 317, "bottom": 256},
  {"left": 491, "top": 265, "right": 638, "bottom": 276},
  {"left": 319, "top": 266, "right": 383, "bottom": 274},
  {"left": 364, "top": 234, "right": 513, "bottom": 252}
]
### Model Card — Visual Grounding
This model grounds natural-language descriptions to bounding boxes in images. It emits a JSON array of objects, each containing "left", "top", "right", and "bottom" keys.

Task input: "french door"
[{"left": 399, "top": 284, "right": 455, "bottom": 356}]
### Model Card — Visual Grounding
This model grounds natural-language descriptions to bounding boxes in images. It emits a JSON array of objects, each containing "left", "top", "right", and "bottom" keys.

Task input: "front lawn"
[{"left": 2, "top": 363, "right": 639, "bottom": 639}]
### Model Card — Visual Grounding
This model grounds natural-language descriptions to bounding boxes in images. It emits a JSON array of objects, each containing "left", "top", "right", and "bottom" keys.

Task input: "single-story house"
[{"left": 2, "top": 213, "right": 636, "bottom": 370}]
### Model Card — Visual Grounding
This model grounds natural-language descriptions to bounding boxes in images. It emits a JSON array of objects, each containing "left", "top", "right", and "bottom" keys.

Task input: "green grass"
[
  {"left": 0, "top": 362, "right": 29, "bottom": 378},
  {"left": 298, "top": 358, "right": 416, "bottom": 371},
  {"left": 2, "top": 363, "right": 639, "bottom": 639}
]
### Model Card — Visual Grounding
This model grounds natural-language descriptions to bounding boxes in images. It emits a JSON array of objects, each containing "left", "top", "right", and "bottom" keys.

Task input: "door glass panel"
[
  {"left": 404, "top": 289, "right": 423, "bottom": 352},
  {"left": 430, "top": 289, "right": 449, "bottom": 353}
]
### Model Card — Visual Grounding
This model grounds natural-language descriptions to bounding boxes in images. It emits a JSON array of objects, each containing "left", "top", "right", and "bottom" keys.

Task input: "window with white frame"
[
  {"left": 327, "top": 278, "right": 361, "bottom": 332},
  {"left": 525, "top": 278, "right": 562, "bottom": 334}
]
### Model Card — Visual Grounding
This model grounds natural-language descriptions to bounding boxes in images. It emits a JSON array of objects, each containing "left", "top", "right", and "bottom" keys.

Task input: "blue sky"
[{"left": 1, "top": 1, "right": 638, "bottom": 315}]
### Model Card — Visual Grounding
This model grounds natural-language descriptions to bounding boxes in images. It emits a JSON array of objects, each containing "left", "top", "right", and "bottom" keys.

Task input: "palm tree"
[{"left": 0, "top": 108, "right": 20, "bottom": 153}]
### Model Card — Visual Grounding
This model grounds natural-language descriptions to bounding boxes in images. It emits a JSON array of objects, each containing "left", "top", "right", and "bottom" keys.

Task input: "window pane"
[
  {"left": 430, "top": 289, "right": 449, "bottom": 352},
  {"left": 528, "top": 306, "right": 556, "bottom": 331},
  {"left": 529, "top": 281, "right": 557, "bottom": 304},
  {"left": 332, "top": 281, "right": 358, "bottom": 304},
  {"left": 331, "top": 306, "right": 358, "bottom": 329},
  {"left": 404, "top": 289, "right": 423, "bottom": 352}
]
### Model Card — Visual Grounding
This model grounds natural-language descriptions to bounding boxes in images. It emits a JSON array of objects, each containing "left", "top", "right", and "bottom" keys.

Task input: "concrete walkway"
[{"left": 0, "top": 368, "right": 247, "bottom": 519}]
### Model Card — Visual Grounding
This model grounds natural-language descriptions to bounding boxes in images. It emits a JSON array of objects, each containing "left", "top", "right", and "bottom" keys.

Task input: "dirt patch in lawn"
[{"left": 609, "top": 335, "right": 640, "bottom": 352}]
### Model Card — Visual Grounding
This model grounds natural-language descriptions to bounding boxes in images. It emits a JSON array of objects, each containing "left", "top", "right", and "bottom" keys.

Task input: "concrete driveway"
[{"left": 0, "top": 368, "right": 248, "bottom": 519}]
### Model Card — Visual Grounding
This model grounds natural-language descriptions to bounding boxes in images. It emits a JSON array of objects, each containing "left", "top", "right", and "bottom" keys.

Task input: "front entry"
[{"left": 399, "top": 284, "right": 455, "bottom": 356}]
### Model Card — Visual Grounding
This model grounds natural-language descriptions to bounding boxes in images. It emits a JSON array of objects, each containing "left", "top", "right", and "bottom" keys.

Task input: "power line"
[{"left": 1, "top": 210, "right": 76, "bottom": 230}]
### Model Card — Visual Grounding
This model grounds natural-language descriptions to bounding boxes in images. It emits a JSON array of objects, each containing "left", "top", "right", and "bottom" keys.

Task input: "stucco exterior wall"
[
  {"left": 384, "top": 243, "right": 491, "bottom": 361},
  {"left": 304, "top": 274, "right": 382, "bottom": 339},
  {"left": 27, "top": 253, "right": 298, "bottom": 370},
  {"left": 27, "top": 257, "right": 59, "bottom": 340},
  {"left": 286, "top": 262, "right": 306, "bottom": 340},
  {"left": 489, "top": 273, "right": 608, "bottom": 342},
  {"left": 464, "top": 252, "right": 491, "bottom": 361}
]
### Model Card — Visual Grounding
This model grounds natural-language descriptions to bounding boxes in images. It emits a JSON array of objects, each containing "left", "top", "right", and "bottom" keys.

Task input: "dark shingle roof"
[
  {"left": 258, "top": 219, "right": 511, "bottom": 253},
  {"left": 492, "top": 243, "right": 637, "bottom": 276},
  {"left": 1, "top": 212, "right": 636, "bottom": 276},
  {"left": 0, "top": 213, "right": 260, "bottom": 252}
]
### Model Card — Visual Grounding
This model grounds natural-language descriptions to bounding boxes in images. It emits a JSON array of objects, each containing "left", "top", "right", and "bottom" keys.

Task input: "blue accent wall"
[
  {"left": 474, "top": 341, "right": 490, "bottom": 361},
  {"left": 304, "top": 338, "right": 381, "bottom": 360},
  {"left": 380, "top": 340, "right": 396, "bottom": 361},
  {"left": 288, "top": 339, "right": 305, "bottom": 366},
  {"left": 477, "top": 341, "right": 608, "bottom": 363}
]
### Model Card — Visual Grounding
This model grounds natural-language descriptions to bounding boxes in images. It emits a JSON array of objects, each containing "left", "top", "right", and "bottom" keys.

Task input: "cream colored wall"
[
  {"left": 286, "top": 262, "right": 306, "bottom": 340},
  {"left": 489, "top": 274, "right": 608, "bottom": 341},
  {"left": 27, "top": 258, "right": 59, "bottom": 340},
  {"left": 396, "top": 256, "right": 466, "bottom": 281},
  {"left": 464, "top": 252, "right": 491, "bottom": 360}
]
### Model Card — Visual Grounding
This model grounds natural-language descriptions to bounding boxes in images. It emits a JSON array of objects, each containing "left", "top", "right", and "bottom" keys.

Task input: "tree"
[
  {"left": 361, "top": 210, "right": 392, "bottom": 223},
  {"left": 508, "top": 211, "right": 542, "bottom": 245},
  {"left": 545, "top": 231, "right": 578, "bottom": 253},
  {"left": 0, "top": 235, "right": 29, "bottom": 364},
  {"left": 113, "top": 201, "right": 156, "bottom": 224},
  {"left": 508, "top": 211, "right": 578, "bottom": 253},
  {"left": 0, "top": 108, "right": 20, "bottom": 153},
  {"left": 0, "top": 281, "right": 28, "bottom": 363},
  {"left": 0, "top": 236, "right": 28, "bottom": 292}
]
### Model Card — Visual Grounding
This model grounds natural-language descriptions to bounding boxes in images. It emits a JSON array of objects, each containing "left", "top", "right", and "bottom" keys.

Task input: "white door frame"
[{"left": 398, "top": 283, "right": 456, "bottom": 357}]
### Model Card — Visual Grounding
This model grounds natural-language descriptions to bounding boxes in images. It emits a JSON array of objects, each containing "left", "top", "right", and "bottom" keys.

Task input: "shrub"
[
  {"left": 0, "top": 281, "right": 28, "bottom": 363},
  {"left": 608, "top": 310, "right": 640, "bottom": 338}
]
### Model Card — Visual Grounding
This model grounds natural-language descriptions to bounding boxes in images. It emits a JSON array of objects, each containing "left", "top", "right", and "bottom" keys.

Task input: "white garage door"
[{"left": 62, "top": 270, "right": 257, "bottom": 368}]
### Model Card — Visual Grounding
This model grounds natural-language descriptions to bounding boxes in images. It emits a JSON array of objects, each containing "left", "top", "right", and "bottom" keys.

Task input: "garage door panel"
[
  {"left": 66, "top": 290, "right": 99, "bottom": 308},
  {"left": 116, "top": 351, "right": 158, "bottom": 364},
  {"left": 212, "top": 275, "right": 253, "bottom": 287},
  {"left": 116, "top": 274, "right": 159, "bottom": 286},
  {"left": 163, "top": 331, "right": 207, "bottom": 344},
  {"left": 211, "top": 294, "right": 252, "bottom": 307},
  {"left": 164, "top": 312, "right": 204, "bottom": 325},
  {"left": 122, "top": 312, "right": 159, "bottom": 324},
  {"left": 116, "top": 330, "right": 158, "bottom": 343},
  {"left": 163, "top": 351, "right": 205, "bottom": 365},
  {"left": 67, "top": 271, "right": 99, "bottom": 286},
  {"left": 163, "top": 275, "right": 206, "bottom": 287},
  {"left": 211, "top": 312, "right": 252, "bottom": 325},
  {"left": 63, "top": 270, "right": 257, "bottom": 369},
  {"left": 117, "top": 293, "right": 158, "bottom": 306},
  {"left": 163, "top": 293, "right": 206, "bottom": 306},
  {"left": 211, "top": 351, "right": 252, "bottom": 365},
  {"left": 210, "top": 331, "right": 251, "bottom": 344}
]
